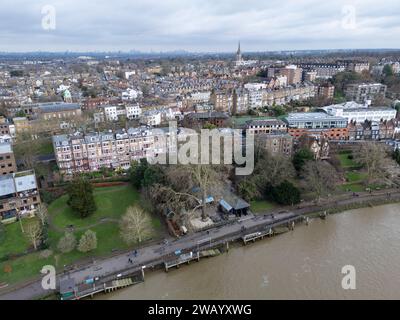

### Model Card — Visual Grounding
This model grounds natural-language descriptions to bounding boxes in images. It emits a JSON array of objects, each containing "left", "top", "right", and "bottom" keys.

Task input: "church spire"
[{"left": 236, "top": 41, "right": 242, "bottom": 62}]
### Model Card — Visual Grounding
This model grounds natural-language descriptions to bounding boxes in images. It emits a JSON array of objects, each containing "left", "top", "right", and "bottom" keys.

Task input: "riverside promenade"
[{"left": 1, "top": 188, "right": 400, "bottom": 300}]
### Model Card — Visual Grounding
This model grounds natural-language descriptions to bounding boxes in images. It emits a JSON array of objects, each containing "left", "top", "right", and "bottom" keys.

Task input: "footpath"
[{"left": 1, "top": 188, "right": 399, "bottom": 300}]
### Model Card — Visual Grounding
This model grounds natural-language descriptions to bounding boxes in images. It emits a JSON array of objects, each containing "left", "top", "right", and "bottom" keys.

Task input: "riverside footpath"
[{"left": 1, "top": 188, "right": 400, "bottom": 300}]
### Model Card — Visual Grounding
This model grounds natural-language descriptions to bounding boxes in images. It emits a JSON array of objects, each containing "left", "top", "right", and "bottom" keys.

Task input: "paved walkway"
[{"left": 1, "top": 188, "right": 399, "bottom": 300}]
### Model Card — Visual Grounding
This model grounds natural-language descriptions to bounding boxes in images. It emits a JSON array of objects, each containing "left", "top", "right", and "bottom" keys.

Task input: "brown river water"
[{"left": 101, "top": 204, "right": 400, "bottom": 300}]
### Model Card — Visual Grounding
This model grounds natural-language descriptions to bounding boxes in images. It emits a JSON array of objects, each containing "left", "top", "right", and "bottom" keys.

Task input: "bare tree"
[
  {"left": 186, "top": 165, "right": 220, "bottom": 220},
  {"left": 13, "top": 131, "right": 39, "bottom": 169},
  {"left": 355, "top": 142, "right": 389, "bottom": 183},
  {"left": 25, "top": 221, "right": 42, "bottom": 251},
  {"left": 120, "top": 206, "right": 153, "bottom": 244},
  {"left": 253, "top": 153, "right": 295, "bottom": 190},
  {"left": 303, "top": 161, "right": 338, "bottom": 202},
  {"left": 166, "top": 164, "right": 227, "bottom": 221},
  {"left": 35, "top": 203, "right": 48, "bottom": 226}
]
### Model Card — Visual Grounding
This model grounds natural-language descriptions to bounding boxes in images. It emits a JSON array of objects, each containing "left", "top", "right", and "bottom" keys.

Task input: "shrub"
[
  {"left": 77, "top": 230, "right": 97, "bottom": 253},
  {"left": 57, "top": 232, "right": 77, "bottom": 253}
]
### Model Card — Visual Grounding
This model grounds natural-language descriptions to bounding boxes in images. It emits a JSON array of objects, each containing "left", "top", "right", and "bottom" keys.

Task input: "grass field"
[
  {"left": 338, "top": 153, "right": 359, "bottom": 168},
  {"left": 0, "top": 185, "right": 163, "bottom": 285},
  {"left": 345, "top": 171, "right": 368, "bottom": 183},
  {"left": 0, "top": 220, "right": 33, "bottom": 258},
  {"left": 339, "top": 183, "right": 366, "bottom": 193},
  {"left": 250, "top": 199, "right": 276, "bottom": 213},
  {"left": 49, "top": 185, "right": 141, "bottom": 229}
]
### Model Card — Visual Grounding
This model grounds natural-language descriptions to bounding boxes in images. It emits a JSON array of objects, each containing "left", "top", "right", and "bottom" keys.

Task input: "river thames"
[{"left": 103, "top": 203, "right": 400, "bottom": 300}]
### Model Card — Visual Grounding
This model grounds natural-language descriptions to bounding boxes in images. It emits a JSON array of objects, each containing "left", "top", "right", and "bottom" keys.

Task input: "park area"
[
  {"left": 250, "top": 199, "right": 276, "bottom": 214},
  {"left": 336, "top": 150, "right": 383, "bottom": 193},
  {"left": 0, "top": 184, "right": 163, "bottom": 286}
]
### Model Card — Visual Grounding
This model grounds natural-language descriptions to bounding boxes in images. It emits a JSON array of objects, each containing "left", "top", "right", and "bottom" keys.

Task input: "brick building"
[
  {"left": 0, "top": 143, "right": 17, "bottom": 175},
  {"left": 0, "top": 170, "right": 41, "bottom": 221}
]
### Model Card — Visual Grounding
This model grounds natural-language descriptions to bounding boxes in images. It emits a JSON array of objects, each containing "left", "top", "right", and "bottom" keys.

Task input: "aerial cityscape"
[{"left": 1, "top": 0, "right": 400, "bottom": 307}]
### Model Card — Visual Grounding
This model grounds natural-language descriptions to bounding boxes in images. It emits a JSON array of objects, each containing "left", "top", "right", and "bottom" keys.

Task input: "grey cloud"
[{"left": 0, "top": 0, "right": 399, "bottom": 51}]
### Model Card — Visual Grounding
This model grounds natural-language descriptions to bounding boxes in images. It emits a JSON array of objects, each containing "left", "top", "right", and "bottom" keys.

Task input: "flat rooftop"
[
  {"left": 35, "top": 103, "right": 80, "bottom": 113},
  {"left": 285, "top": 112, "right": 347, "bottom": 122},
  {"left": 0, "top": 142, "right": 12, "bottom": 154}
]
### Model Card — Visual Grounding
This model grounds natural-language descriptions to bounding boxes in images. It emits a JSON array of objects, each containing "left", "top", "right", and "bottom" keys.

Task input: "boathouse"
[{"left": 219, "top": 196, "right": 250, "bottom": 217}]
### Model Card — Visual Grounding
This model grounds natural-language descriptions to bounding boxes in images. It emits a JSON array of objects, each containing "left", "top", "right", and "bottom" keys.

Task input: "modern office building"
[
  {"left": 284, "top": 112, "right": 348, "bottom": 140},
  {"left": 321, "top": 102, "right": 397, "bottom": 124}
]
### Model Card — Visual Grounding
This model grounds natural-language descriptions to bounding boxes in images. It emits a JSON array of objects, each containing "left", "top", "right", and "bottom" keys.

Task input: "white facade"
[
  {"left": 0, "top": 134, "right": 12, "bottom": 143},
  {"left": 322, "top": 102, "right": 397, "bottom": 123},
  {"left": 244, "top": 83, "right": 268, "bottom": 91},
  {"left": 248, "top": 90, "right": 263, "bottom": 109},
  {"left": 190, "top": 91, "right": 211, "bottom": 104},
  {"left": 126, "top": 104, "right": 142, "bottom": 119},
  {"left": 103, "top": 105, "right": 119, "bottom": 121},
  {"left": 102, "top": 104, "right": 142, "bottom": 121},
  {"left": 140, "top": 110, "right": 162, "bottom": 126},
  {"left": 122, "top": 88, "right": 142, "bottom": 101}
]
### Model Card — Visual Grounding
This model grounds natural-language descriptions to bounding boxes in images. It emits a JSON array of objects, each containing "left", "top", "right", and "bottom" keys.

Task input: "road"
[{"left": 1, "top": 188, "right": 399, "bottom": 300}]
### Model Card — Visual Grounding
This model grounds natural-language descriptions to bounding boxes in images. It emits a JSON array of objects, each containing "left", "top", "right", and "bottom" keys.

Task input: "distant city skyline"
[{"left": 1, "top": 0, "right": 399, "bottom": 52}]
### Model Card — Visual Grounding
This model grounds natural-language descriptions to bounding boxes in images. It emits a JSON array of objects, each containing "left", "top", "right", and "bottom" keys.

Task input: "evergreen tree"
[
  {"left": 129, "top": 159, "right": 148, "bottom": 189},
  {"left": 293, "top": 148, "right": 314, "bottom": 171},
  {"left": 271, "top": 180, "right": 301, "bottom": 205},
  {"left": 67, "top": 176, "right": 96, "bottom": 219}
]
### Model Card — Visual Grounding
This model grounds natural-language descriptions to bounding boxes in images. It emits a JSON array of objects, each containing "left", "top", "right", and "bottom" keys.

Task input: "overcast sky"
[{"left": 1, "top": 0, "right": 399, "bottom": 52}]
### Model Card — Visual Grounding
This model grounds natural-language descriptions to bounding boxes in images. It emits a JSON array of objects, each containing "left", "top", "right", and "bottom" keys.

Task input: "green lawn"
[
  {"left": 0, "top": 252, "right": 54, "bottom": 285},
  {"left": 0, "top": 185, "right": 163, "bottom": 285},
  {"left": 36, "top": 139, "right": 54, "bottom": 155},
  {"left": 49, "top": 185, "right": 140, "bottom": 229},
  {"left": 338, "top": 153, "right": 358, "bottom": 168},
  {"left": 340, "top": 183, "right": 366, "bottom": 192},
  {"left": 345, "top": 171, "right": 367, "bottom": 183},
  {"left": 0, "top": 221, "right": 32, "bottom": 259},
  {"left": 250, "top": 200, "right": 276, "bottom": 213}
]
